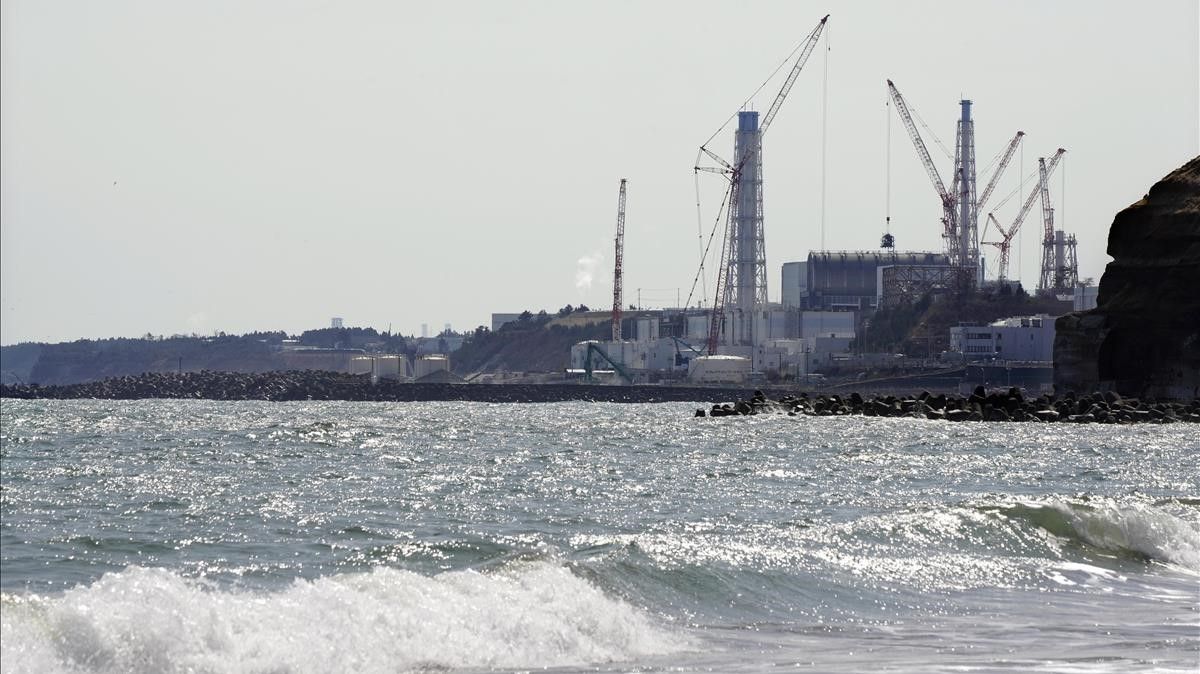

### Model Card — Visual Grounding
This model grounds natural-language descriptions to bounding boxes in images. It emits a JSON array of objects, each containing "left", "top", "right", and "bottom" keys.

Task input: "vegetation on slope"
[
  {"left": 860, "top": 290, "right": 1073, "bottom": 357},
  {"left": 452, "top": 310, "right": 611, "bottom": 375}
]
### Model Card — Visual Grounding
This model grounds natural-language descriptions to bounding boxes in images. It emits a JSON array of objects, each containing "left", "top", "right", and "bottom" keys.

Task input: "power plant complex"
[{"left": 572, "top": 14, "right": 1088, "bottom": 387}]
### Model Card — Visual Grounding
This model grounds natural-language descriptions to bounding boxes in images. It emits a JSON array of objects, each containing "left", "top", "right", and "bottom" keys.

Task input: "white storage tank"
[
  {"left": 570, "top": 341, "right": 602, "bottom": 370},
  {"left": 350, "top": 356, "right": 374, "bottom": 376},
  {"left": 414, "top": 355, "right": 450, "bottom": 380},
  {"left": 687, "top": 355, "right": 751, "bottom": 384},
  {"left": 372, "top": 355, "right": 405, "bottom": 380}
]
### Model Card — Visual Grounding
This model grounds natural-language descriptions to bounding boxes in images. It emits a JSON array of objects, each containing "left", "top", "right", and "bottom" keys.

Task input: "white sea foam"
[
  {"left": 0, "top": 562, "right": 686, "bottom": 674},
  {"left": 1045, "top": 499, "right": 1200, "bottom": 573}
]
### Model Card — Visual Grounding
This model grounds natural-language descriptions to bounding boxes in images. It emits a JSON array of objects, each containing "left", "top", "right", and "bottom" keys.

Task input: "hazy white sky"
[{"left": 2, "top": 0, "right": 1197, "bottom": 344}]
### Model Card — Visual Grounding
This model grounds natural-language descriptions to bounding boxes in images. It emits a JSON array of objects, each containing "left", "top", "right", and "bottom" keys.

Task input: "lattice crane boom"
[
  {"left": 1007, "top": 149, "right": 1065, "bottom": 243},
  {"left": 886, "top": 79, "right": 957, "bottom": 260},
  {"left": 759, "top": 15, "right": 829, "bottom": 136},
  {"left": 611, "top": 178, "right": 627, "bottom": 343},
  {"left": 977, "top": 131, "right": 1024, "bottom": 212},
  {"left": 1038, "top": 158, "right": 1054, "bottom": 243}
]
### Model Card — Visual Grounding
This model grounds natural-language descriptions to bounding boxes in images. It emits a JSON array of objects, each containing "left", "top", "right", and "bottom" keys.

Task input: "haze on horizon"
[{"left": 2, "top": 0, "right": 1197, "bottom": 346}]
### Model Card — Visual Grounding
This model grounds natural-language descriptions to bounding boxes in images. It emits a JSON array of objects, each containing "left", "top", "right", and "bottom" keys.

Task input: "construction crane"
[
  {"left": 886, "top": 79, "right": 958, "bottom": 265},
  {"left": 611, "top": 178, "right": 627, "bottom": 342},
  {"left": 1037, "top": 158, "right": 1079, "bottom": 293},
  {"left": 981, "top": 148, "right": 1065, "bottom": 282},
  {"left": 977, "top": 131, "right": 1024, "bottom": 213},
  {"left": 698, "top": 14, "right": 829, "bottom": 355}
]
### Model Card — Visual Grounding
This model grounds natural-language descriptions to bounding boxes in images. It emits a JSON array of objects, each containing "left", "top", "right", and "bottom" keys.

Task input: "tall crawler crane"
[
  {"left": 697, "top": 14, "right": 828, "bottom": 355},
  {"left": 611, "top": 178, "right": 627, "bottom": 342},
  {"left": 1037, "top": 159, "right": 1079, "bottom": 293}
]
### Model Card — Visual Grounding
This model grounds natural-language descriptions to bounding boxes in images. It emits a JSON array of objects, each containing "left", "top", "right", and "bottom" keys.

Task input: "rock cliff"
[{"left": 1055, "top": 156, "right": 1200, "bottom": 398}]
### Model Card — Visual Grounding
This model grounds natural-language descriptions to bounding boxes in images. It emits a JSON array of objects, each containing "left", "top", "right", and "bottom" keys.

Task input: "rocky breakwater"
[
  {"left": 1055, "top": 156, "right": 1200, "bottom": 399},
  {"left": 0, "top": 370, "right": 755, "bottom": 404},
  {"left": 700, "top": 388, "right": 1200, "bottom": 423}
]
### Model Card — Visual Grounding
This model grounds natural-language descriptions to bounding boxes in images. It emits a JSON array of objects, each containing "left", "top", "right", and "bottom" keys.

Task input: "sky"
[{"left": 2, "top": 0, "right": 1197, "bottom": 344}]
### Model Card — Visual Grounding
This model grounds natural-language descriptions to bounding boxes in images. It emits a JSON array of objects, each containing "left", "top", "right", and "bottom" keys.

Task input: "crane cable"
[
  {"left": 909, "top": 101, "right": 954, "bottom": 160},
  {"left": 1060, "top": 154, "right": 1066, "bottom": 230},
  {"left": 684, "top": 179, "right": 734, "bottom": 311},
  {"left": 693, "top": 159, "right": 708, "bottom": 307},
  {"left": 699, "top": 33, "right": 814, "bottom": 150},
  {"left": 820, "top": 23, "right": 830, "bottom": 250},
  {"left": 1018, "top": 142, "right": 1024, "bottom": 283},
  {"left": 885, "top": 94, "right": 892, "bottom": 237}
]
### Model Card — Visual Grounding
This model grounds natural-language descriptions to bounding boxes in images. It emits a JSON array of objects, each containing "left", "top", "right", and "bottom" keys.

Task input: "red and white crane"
[
  {"left": 611, "top": 178, "right": 627, "bottom": 342},
  {"left": 697, "top": 14, "right": 829, "bottom": 355},
  {"left": 886, "top": 79, "right": 958, "bottom": 264},
  {"left": 981, "top": 148, "right": 1066, "bottom": 282}
]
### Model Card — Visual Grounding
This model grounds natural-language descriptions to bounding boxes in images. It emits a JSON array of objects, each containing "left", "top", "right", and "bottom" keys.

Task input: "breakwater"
[
  {"left": 705, "top": 388, "right": 1200, "bottom": 423},
  {"left": 0, "top": 370, "right": 750, "bottom": 404},
  {"left": 3, "top": 371, "right": 1196, "bottom": 423}
]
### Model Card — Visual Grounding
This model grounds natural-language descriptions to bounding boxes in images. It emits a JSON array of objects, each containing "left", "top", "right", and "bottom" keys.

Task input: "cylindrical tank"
[
  {"left": 570, "top": 341, "right": 601, "bottom": 370},
  {"left": 414, "top": 355, "right": 450, "bottom": 380},
  {"left": 350, "top": 356, "right": 374, "bottom": 376},
  {"left": 372, "top": 355, "right": 404, "bottom": 380}
]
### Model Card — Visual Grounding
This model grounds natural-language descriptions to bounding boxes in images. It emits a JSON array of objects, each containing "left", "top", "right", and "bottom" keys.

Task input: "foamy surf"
[
  {"left": 1007, "top": 498, "right": 1200, "bottom": 573},
  {"left": 0, "top": 562, "right": 687, "bottom": 674}
]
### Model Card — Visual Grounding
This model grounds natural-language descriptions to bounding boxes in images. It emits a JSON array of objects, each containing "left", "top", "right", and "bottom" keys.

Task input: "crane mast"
[
  {"left": 611, "top": 178, "right": 627, "bottom": 343},
  {"left": 886, "top": 80, "right": 958, "bottom": 265}
]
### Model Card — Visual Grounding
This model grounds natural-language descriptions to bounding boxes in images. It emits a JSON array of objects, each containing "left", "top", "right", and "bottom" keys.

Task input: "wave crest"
[
  {"left": 1005, "top": 499, "right": 1200, "bottom": 571},
  {"left": 1, "top": 562, "right": 686, "bottom": 673}
]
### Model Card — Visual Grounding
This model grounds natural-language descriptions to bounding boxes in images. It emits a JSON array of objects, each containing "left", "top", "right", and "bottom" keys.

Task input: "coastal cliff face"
[{"left": 1055, "top": 156, "right": 1200, "bottom": 399}]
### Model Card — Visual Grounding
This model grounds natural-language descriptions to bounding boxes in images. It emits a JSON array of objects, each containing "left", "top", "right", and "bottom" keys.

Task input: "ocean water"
[{"left": 0, "top": 399, "right": 1196, "bottom": 673}]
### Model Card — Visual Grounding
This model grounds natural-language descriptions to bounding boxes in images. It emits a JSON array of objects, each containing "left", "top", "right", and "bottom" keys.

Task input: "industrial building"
[
  {"left": 949, "top": 314, "right": 1055, "bottom": 362},
  {"left": 783, "top": 251, "right": 953, "bottom": 311}
]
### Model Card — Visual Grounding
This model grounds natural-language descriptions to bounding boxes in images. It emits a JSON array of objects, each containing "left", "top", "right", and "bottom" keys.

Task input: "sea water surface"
[{"left": 1, "top": 399, "right": 1197, "bottom": 673}]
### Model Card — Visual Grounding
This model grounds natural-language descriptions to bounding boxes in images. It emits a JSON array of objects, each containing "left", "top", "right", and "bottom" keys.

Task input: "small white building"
[{"left": 949, "top": 314, "right": 1056, "bottom": 362}]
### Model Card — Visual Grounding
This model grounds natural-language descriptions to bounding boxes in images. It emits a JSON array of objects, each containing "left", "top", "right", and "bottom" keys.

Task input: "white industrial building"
[{"left": 949, "top": 314, "right": 1055, "bottom": 362}]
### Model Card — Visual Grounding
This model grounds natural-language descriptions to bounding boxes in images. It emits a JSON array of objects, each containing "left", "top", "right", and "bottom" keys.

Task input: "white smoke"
[{"left": 575, "top": 252, "right": 604, "bottom": 291}]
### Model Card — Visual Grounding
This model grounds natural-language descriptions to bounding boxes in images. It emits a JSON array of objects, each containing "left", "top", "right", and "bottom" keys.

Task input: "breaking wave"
[
  {"left": 1002, "top": 498, "right": 1200, "bottom": 572},
  {"left": 0, "top": 562, "right": 686, "bottom": 674}
]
